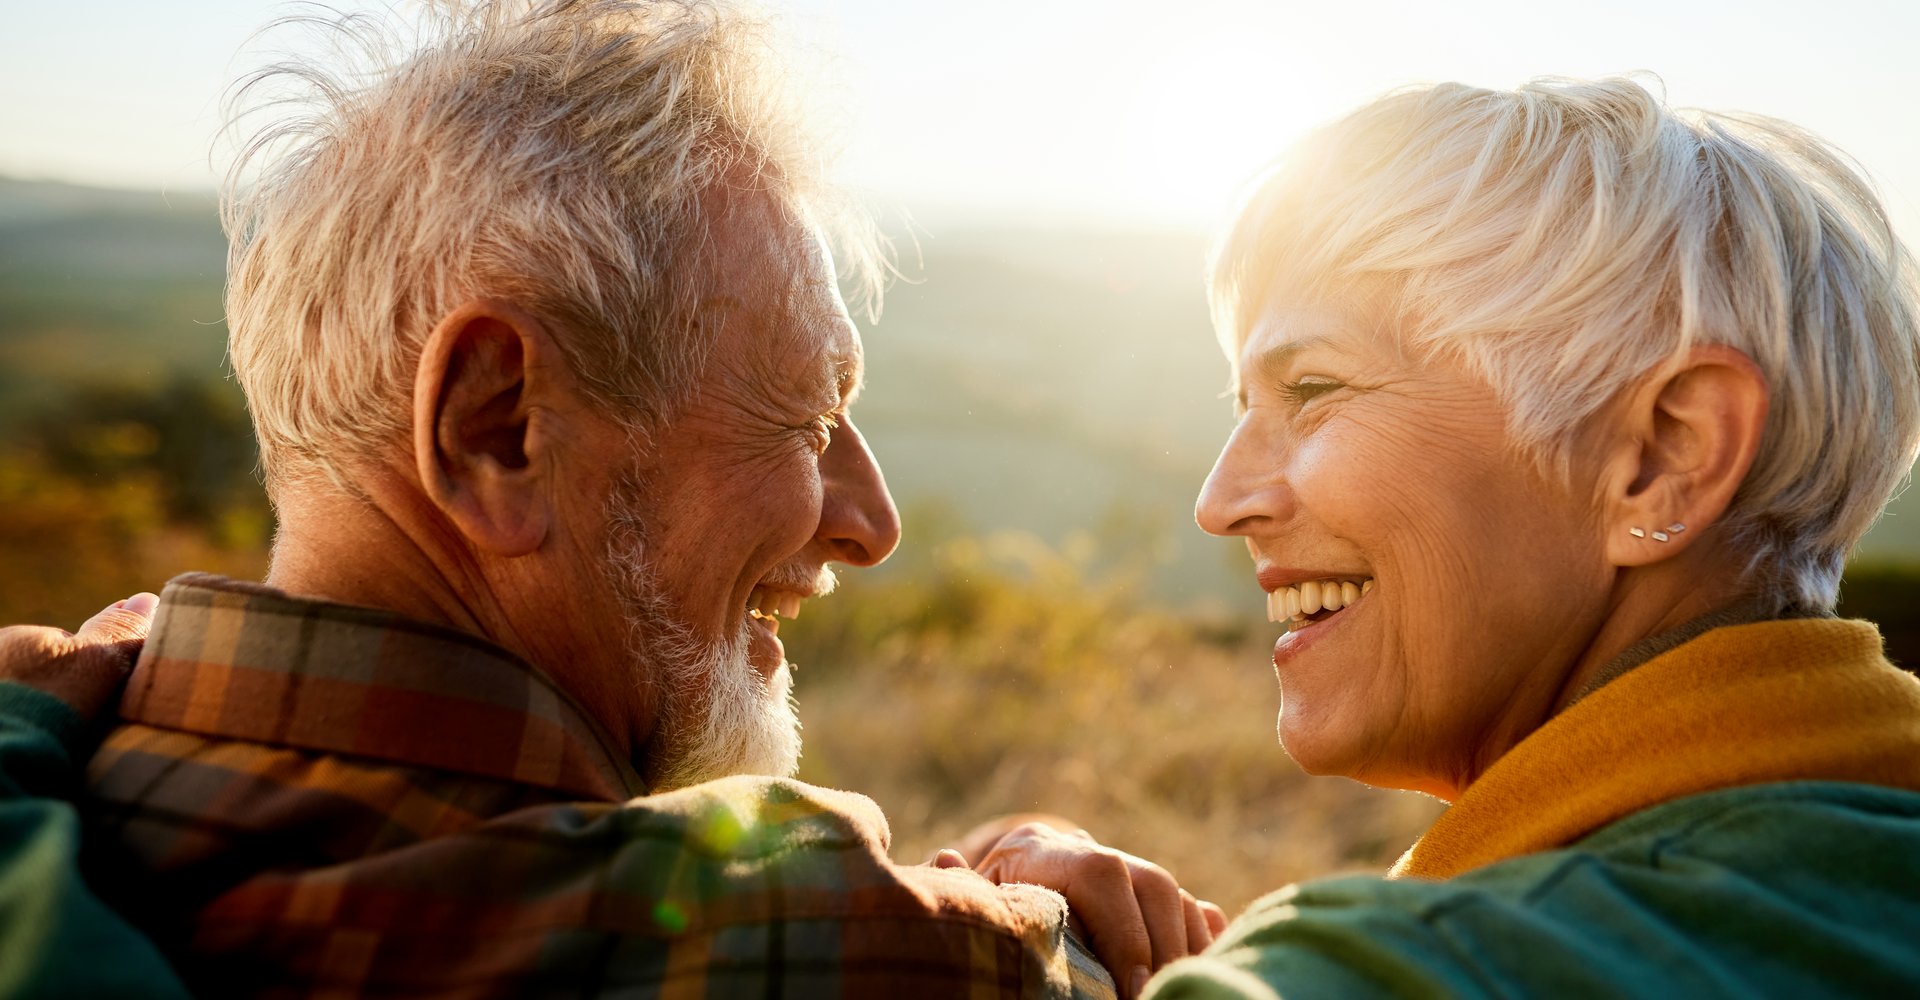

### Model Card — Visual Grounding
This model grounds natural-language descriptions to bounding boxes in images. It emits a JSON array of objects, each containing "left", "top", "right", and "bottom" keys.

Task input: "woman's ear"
[
  {"left": 1600, "top": 344, "right": 1769, "bottom": 568},
  {"left": 412, "top": 300, "right": 557, "bottom": 557}
]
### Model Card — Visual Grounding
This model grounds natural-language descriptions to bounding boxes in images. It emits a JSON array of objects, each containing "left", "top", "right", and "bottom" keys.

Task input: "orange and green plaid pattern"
[{"left": 85, "top": 575, "right": 1116, "bottom": 998}]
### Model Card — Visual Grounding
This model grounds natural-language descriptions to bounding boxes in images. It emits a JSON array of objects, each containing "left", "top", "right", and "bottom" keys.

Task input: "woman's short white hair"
[
  {"left": 1212, "top": 77, "right": 1920, "bottom": 610},
  {"left": 224, "top": 0, "right": 882, "bottom": 497}
]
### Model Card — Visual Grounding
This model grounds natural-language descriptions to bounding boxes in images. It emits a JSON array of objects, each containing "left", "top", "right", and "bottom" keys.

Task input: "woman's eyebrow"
[
  {"left": 1250, "top": 337, "right": 1323, "bottom": 380},
  {"left": 1233, "top": 335, "right": 1330, "bottom": 407}
]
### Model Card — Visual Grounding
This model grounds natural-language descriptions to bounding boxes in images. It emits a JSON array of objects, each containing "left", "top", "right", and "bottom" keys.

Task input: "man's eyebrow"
[{"left": 834, "top": 353, "right": 864, "bottom": 407}]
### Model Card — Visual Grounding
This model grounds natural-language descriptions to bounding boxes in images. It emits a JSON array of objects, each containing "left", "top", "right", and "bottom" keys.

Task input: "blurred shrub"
[
  {"left": 0, "top": 378, "right": 267, "bottom": 627},
  {"left": 28, "top": 376, "right": 263, "bottom": 527}
]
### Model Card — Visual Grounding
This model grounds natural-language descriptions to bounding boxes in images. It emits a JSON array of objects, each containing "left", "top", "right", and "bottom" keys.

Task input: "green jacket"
[
  {"left": 0, "top": 683, "right": 190, "bottom": 997},
  {"left": 1148, "top": 781, "right": 1920, "bottom": 999}
]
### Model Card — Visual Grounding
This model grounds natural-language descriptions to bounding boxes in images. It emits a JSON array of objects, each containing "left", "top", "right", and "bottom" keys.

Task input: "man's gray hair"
[
  {"left": 1213, "top": 77, "right": 1920, "bottom": 610},
  {"left": 223, "top": 0, "right": 882, "bottom": 496}
]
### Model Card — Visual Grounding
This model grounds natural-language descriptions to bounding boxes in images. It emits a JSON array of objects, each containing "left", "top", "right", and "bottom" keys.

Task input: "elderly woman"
[{"left": 1152, "top": 78, "right": 1920, "bottom": 997}]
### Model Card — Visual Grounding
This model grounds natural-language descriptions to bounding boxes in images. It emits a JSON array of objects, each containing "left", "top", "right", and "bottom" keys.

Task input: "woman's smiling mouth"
[{"left": 1267, "top": 577, "right": 1375, "bottom": 628}]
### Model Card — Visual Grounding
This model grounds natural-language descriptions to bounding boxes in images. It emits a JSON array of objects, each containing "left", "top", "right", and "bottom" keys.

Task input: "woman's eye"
[{"left": 1279, "top": 377, "right": 1345, "bottom": 405}]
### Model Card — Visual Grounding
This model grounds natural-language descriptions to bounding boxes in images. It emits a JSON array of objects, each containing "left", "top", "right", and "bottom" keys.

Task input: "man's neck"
[
  {"left": 260, "top": 470, "right": 650, "bottom": 765},
  {"left": 265, "top": 476, "right": 504, "bottom": 643}
]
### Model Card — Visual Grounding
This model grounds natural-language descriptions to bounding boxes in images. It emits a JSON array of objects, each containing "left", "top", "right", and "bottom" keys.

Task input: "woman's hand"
[
  {"left": 948, "top": 819, "right": 1228, "bottom": 998},
  {"left": 0, "top": 594, "right": 155, "bottom": 720}
]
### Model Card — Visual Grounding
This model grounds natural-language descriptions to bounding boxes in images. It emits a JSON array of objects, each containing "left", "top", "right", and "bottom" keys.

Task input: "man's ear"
[
  {"left": 1599, "top": 344, "right": 1769, "bottom": 568},
  {"left": 412, "top": 300, "right": 555, "bottom": 557}
]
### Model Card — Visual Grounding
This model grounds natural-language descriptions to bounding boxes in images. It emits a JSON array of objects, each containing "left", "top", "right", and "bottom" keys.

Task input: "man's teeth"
[
  {"left": 747, "top": 586, "right": 804, "bottom": 622},
  {"left": 1266, "top": 578, "right": 1374, "bottom": 623}
]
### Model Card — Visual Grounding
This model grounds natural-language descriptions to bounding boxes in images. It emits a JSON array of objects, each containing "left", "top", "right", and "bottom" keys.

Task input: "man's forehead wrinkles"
[{"left": 779, "top": 268, "right": 838, "bottom": 309}]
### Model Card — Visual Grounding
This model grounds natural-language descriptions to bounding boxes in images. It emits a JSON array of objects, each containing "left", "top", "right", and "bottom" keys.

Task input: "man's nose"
[
  {"left": 818, "top": 416, "right": 901, "bottom": 566},
  {"left": 1195, "top": 418, "right": 1292, "bottom": 537}
]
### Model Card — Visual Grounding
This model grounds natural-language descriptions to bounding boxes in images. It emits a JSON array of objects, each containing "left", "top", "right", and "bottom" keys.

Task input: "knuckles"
[
  {"left": 1001, "top": 820, "right": 1066, "bottom": 844},
  {"left": 1070, "top": 850, "right": 1133, "bottom": 888},
  {"left": 1130, "top": 862, "right": 1178, "bottom": 897}
]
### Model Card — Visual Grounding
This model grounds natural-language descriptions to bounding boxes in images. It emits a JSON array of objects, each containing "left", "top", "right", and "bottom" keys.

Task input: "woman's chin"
[
  {"left": 1277, "top": 702, "right": 1436, "bottom": 791},
  {"left": 1275, "top": 705, "right": 1364, "bottom": 779}
]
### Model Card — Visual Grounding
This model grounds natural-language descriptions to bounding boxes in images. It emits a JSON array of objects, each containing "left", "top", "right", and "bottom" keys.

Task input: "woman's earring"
[
  {"left": 1629, "top": 524, "right": 1685, "bottom": 542},
  {"left": 1628, "top": 527, "right": 1647, "bottom": 538}
]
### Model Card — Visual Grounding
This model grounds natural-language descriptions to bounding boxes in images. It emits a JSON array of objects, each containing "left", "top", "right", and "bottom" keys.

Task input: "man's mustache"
[{"left": 756, "top": 564, "right": 838, "bottom": 599}]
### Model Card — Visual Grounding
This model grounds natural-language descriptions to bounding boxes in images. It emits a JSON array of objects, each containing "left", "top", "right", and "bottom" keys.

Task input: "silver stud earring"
[
  {"left": 1628, "top": 527, "right": 1646, "bottom": 538},
  {"left": 1667, "top": 522, "right": 1687, "bottom": 534},
  {"left": 1651, "top": 530, "right": 1671, "bottom": 542}
]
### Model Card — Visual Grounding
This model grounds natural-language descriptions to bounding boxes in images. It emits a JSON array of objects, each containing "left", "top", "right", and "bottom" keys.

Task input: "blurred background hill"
[{"left": 6, "top": 176, "right": 1920, "bottom": 912}]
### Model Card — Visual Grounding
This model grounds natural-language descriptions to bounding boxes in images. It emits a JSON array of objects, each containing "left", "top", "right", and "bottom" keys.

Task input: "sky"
[{"left": 4, "top": 0, "right": 1919, "bottom": 237}]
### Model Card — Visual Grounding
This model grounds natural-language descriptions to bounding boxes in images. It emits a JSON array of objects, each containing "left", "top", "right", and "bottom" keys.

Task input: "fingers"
[
  {"left": 0, "top": 593, "right": 156, "bottom": 722},
  {"left": 1180, "top": 890, "right": 1213, "bottom": 953},
  {"left": 1064, "top": 851, "right": 1153, "bottom": 999},
  {"left": 76, "top": 592, "right": 158, "bottom": 647},
  {"left": 1128, "top": 860, "right": 1189, "bottom": 970},
  {"left": 1201, "top": 900, "right": 1229, "bottom": 937}
]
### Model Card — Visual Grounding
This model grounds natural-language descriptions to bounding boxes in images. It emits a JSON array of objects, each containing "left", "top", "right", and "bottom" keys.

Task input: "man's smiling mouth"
[
  {"left": 1267, "top": 578, "right": 1375, "bottom": 628},
  {"left": 746, "top": 585, "right": 806, "bottom": 631}
]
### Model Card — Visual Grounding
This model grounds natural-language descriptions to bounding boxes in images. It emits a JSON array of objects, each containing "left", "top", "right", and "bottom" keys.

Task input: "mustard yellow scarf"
[{"left": 1394, "top": 618, "right": 1920, "bottom": 880}]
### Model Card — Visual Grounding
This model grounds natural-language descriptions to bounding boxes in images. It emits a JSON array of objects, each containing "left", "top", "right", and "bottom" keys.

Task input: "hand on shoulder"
[
  {"left": 0, "top": 594, "right": 155, "bottom": 720},
  {"left": 943, "top": 816, "right": 1229, "bottom": 998}
]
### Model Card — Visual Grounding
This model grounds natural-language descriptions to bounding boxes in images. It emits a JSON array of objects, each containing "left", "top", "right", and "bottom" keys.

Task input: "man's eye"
[
  {"left": 1279, "top": 377, "right": 1345, "bottom": 405},
  {"left": 804, "top": 412, "right": 840, "bottom": 452}
]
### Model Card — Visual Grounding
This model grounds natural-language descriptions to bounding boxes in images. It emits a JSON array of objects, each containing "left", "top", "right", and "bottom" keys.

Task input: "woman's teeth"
[
  {"left": 747, "top": 586, "right": 803, "bottom": 623},
  {"left": 1266, "top": 578, "right": 1373, "bottom": 624}
]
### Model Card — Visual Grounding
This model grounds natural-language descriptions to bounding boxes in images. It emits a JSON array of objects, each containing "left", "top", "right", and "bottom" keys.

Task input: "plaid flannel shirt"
[{"left": 84, "top": 574, "right": 1115, "bottom": 998}]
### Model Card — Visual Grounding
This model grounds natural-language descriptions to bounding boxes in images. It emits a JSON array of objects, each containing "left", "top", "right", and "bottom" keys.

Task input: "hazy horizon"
[{"left": 7, "top": 0, "right": 1919, "bottom": 237}]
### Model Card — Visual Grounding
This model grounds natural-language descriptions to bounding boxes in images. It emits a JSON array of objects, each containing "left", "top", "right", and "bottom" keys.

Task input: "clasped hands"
[{"left": 933, "top": 813, "right": 1228, "bottom": 998}]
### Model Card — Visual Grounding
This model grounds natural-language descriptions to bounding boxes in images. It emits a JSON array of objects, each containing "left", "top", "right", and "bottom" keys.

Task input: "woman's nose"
[{"left": 1195, "top": 418, "right": 1292, "bottom": 537}]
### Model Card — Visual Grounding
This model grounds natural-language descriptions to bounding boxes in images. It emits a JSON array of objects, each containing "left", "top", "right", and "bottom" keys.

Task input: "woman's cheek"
[
  {"left": 1285, "top": 422, "right": 1350, "bottom": 503},
  {"left": 1289, "top": 416, "right": 1400, "bottom": 519}
]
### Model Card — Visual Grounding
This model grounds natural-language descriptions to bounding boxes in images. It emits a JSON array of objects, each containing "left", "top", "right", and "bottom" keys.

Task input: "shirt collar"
[{"left": 121, "top": 573, "right": 646, "bottom": 801}]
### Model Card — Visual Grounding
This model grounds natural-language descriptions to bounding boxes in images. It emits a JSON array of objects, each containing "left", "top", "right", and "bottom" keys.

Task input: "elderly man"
[{"left": 0, "top": 0, "right": 1221, "bottom": 997}]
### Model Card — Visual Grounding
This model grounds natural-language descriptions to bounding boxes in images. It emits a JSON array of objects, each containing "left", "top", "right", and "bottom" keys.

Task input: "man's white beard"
[
  {"left": 645, "top": 612, "right": 801, "bottom": 791},
  {"left": 604, "top": 487, "right": 802, "bottom": 792}
]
